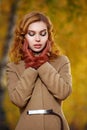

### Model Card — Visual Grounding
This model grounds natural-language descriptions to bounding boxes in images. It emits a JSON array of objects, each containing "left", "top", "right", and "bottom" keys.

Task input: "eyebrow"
[{"left": 28, "top": 29, "right": 47, "bottom": 32}]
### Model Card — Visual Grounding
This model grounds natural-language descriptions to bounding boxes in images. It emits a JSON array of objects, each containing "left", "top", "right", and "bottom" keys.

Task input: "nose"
[{"left": 35, "top": 34, "right": 40, "bottom": 42}]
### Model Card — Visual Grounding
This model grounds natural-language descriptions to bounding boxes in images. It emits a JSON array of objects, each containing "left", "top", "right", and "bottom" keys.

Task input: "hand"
[
  {"left": 33, "top": 41, "right": 51, "bottom": 69},
  {"left": 31, "top": 55, "right": 49, "bottom": 69},
  {"left": 22, "top": 40, "right": 35, "bottom": 68},
  {"left": 22, "top": 40, "right": 51, "bottom": 69},
  {"left": 22, "top": 40, "right": 34, "bottom": 60},
  {"left": 40, "top": 40, "right": 51, "bottom": 57}
]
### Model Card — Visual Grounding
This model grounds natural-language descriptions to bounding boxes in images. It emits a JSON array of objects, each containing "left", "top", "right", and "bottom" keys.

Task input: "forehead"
[{"left": 28, "top": 21, "right": 47, "bottom": 31}]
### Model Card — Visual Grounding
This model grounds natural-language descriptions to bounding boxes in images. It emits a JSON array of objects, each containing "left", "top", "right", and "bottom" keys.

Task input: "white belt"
[{"left": 27, "top": 109, "right": 53, "bottom": 115}]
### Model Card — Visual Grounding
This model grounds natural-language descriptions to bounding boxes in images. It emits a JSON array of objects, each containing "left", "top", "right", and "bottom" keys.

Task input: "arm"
[
  {"left": 6, "top": 63, "right": 38, "bottom": 108},
  {"left": 38, "top": 56, "right": 72, "bottom": 100}
]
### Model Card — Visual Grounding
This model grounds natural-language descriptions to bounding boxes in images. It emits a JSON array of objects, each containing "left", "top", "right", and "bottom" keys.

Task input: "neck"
[{"left": 31, "top": 50, "right": 42, "bottom": 57}]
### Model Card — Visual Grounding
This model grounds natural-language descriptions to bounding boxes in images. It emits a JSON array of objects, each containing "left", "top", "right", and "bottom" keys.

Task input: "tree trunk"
[{"left": 0, "top": 0, "right": 20, "bottom": 129}]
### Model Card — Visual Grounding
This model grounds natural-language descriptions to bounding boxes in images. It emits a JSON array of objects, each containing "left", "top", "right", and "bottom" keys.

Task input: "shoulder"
[
  {"left": 6, "top": 60, "right": 25, "bottom": 71},
  {"left": 53, "top": 55, "right": 70, "bottom": 65},
  {"left": 6, "top": 62, "right": 16, "bottom": 70},
  {"left": 50, "top": 55, "right": 70, "bottom": 70},
  {"left": 57, "top": 55, "right": 70, "bottom": 63},
  {"left": 54, "top": 55, "right": 71, "bottom": 71}
]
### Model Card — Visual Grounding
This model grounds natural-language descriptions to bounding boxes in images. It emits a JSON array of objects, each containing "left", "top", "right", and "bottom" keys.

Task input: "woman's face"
[{"left": 25, "top": 21, "right": 48, "bottom": 53}]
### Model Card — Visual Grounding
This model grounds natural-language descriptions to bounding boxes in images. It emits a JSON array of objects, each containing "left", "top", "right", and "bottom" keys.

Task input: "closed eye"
[
  {"left": 28, "top": 31, "right": 35, "bottom": 36},
  {"left": 40, "top": 31, "right": 47, "bottom": 36}
]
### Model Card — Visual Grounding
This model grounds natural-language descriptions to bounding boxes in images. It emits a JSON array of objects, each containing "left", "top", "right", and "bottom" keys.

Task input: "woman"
[{"left": 6, "top": 11, "right": 72, "bottom": 130}]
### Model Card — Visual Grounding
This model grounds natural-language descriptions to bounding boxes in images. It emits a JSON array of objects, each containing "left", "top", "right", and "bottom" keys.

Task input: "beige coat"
[{"left": 6, "top": 55, "right": 72, "bottom": 130}]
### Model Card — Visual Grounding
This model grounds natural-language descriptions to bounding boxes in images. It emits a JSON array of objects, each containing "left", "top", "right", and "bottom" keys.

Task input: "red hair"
[{"left": 9, "top": 12, "right": 60, "bottom": 63}]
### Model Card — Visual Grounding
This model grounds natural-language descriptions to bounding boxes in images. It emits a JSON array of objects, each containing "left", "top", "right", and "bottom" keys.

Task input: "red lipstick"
[{"left": 34, "top": 44, "right": 42, "bottom": 49}]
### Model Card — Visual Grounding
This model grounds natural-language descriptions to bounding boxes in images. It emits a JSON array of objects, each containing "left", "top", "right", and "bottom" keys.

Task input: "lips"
[{"left": 34, "top": 44, "right": 42, "bottom": 49}]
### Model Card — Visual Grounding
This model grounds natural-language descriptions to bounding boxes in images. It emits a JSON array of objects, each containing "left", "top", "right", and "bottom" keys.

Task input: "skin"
[{"left": 25, "top": 21, "right": 48, "bottom": 53}]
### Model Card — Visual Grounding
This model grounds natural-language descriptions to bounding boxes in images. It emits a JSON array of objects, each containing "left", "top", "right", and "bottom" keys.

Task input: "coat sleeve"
[
  {"left": 6, "top": 63, "right": 38, "bottom": 108},
  {"left": 38, "top": 56, "right": 72, "bottom": 100}
]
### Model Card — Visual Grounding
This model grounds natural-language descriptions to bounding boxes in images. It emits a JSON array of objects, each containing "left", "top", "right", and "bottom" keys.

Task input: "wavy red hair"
[{"left": 9, "top": 11, "right": 60, "bottom": 63}]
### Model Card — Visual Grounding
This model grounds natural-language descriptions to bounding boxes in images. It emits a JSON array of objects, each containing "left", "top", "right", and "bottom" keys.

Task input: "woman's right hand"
[
  {"left": 22, "top": 40, "right": 34, "bottom": 60},
  {"left": 22, "top": 40, "right": 35, "bottom": 68}
]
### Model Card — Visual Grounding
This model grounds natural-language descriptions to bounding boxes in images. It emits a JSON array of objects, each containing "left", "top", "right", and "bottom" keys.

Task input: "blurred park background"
[{"left": 0, "top": 0, "right": 87, "bottom": 130}]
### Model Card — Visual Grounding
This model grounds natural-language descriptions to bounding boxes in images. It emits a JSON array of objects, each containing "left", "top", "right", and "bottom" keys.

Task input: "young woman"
[{"left": 6, "top": 11, "right": 72, "bottom": 130}]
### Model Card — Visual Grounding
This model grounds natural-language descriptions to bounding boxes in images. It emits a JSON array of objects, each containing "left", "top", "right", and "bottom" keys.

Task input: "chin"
[{"left": 32, "top": 48, "right": 43, "bottom": 54}]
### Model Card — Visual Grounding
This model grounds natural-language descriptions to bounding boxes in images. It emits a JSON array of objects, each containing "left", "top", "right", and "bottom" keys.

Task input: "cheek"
[
  {"left": 41, "top": 39, "right": 48, "bottom": 47},
  {"left": 42, "top": 35, "right": 48, "bottom": 42},
  {"left": 26, "top": 37, "right": 33, "bottom": 44}
]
